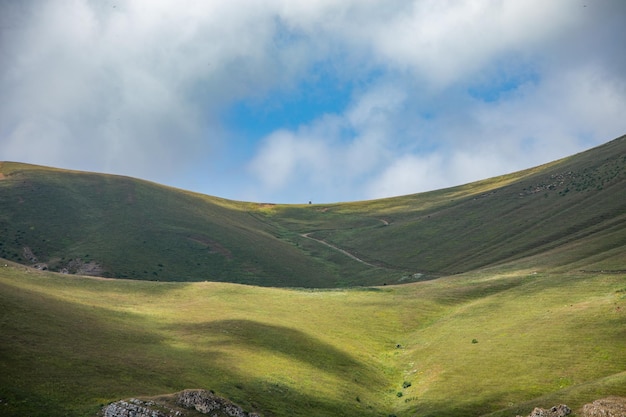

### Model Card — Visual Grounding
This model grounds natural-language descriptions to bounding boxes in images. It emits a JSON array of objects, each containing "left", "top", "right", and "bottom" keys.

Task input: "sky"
[{"left": 1, "top": 0, "right": 625, "bottom": 204}]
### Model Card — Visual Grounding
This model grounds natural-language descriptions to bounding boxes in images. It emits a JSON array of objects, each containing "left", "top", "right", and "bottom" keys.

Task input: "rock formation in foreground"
[
  {"left": 516, "top": 397, "right": 626, "bottom": 417},
  {"left": 580, "top": 396, "right": 626, "bottom": 417},
  {"left": 102, "top": 389, "right": 260, "bottom": 417},
  {"left": 517, "top": 404, "right": 571, "bottom": 417}
]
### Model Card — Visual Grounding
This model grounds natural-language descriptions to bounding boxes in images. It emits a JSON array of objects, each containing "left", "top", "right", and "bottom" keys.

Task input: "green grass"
[
  {"left": 1, "top": 263, "right": 625, "bottom": 416},
  {"left": 0, "top": 163, "right": 349, "bottom": 286},
  {"left": 2, "top": 135, "right": 626, "bottom": 287},
  {"left": 0, "top": 135, "right": 625, "bottom": 416}
]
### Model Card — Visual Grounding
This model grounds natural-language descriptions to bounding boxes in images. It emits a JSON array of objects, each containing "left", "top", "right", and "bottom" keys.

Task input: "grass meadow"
[
  {"left": 1, "top": 137, "right": 625, "bottom": 416},
  {"left": 1, "top": 262, "right": 625, "bottom": 417}
]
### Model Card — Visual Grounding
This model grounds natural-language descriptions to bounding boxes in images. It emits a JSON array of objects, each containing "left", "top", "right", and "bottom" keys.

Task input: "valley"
[{"left": 0, "top": 135, "right": 625, "bottom": 416}]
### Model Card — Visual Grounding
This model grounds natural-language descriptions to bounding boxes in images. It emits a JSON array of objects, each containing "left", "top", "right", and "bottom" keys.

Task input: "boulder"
[
  {"left": 176, "top": 389, "right": 260, "bottom": 417},
  {"left": 102, "top": 398, "right": 171, "bottom": 417},
  {"left": 581, "top": 397, "right": 626, "bottom": 417},
  {"left": 517, "top": 404, "right": 571, "bottom": 417},
  {"left": 101, "top": 390, "right": 260, "bottom": 417}
]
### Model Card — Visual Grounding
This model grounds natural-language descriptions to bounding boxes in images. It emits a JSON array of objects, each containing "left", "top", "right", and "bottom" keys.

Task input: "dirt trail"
[{"left": 300, "top": 233, "right": 378, "bottom": 267}]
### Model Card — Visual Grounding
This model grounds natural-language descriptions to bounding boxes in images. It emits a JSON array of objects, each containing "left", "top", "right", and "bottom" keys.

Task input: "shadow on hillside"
[
  {"left": 0, "top": 279, "right": 188, "bottom": 417},
  {"left": 426, "top": 269, "right": 624, "bottom": 306},
  {"left": 219, "top": 376, "right": 383, "bottom": 417},
  {"left": 426, "top": 274, "right": 533, "bottom": 305},
  {"left": 0, "top": 283, "right": 383, "bottom": 416},
  {"left": 403, "top": 391, "right": 526, "bottom": 417},
  {"left": 172, "top": 319, "right": 382, "bottom": 384}
]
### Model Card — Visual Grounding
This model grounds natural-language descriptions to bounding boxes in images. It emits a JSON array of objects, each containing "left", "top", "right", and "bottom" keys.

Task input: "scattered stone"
[
  {"left": 103, "top": 399, "right": 168, "bottom": 417},
  {"left": 59, "top": 258, "right": 104, "bottom": 276},
  {"left": 517, "top": 404, "right": 571, "bottom": 417},
  {"left": 581, "top": 396, "right": 626, "bottom": 417},
  {"left": 177, "top": 389, "right": 260, "bottom": 417}
]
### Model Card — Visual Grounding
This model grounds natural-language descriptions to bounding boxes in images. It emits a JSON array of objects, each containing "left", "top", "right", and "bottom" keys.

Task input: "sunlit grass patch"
[{"left": 3, "top": 263, "right": 625, "bottom": 416}]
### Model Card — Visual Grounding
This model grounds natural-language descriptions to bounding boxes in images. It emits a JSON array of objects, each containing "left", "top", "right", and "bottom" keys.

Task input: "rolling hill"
[
  {"left": 1, "top": 135, "right": 625, "bottom": 286},
  {"left": 0, "top": 134, "right": 625, "bottom": 417}
]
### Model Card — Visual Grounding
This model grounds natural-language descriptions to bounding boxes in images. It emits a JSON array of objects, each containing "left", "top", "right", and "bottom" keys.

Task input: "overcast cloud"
[{"left": 1, "top": 0, "right": 625, "bottom": 203}]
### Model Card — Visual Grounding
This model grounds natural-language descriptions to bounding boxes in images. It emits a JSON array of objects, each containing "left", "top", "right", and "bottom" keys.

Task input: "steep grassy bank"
[{"left": 1, "top": 262, "right": 624, "bottom": 416}]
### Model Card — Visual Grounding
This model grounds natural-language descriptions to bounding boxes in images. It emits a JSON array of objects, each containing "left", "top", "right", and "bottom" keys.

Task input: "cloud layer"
[{"left": 1, "top": 0, "right": 625, "bottom": 202}]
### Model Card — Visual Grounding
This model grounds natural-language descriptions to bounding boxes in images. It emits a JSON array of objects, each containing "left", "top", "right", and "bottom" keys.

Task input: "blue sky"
[{"left": 1, "top": 0, "right": 625, "bottom": 203}]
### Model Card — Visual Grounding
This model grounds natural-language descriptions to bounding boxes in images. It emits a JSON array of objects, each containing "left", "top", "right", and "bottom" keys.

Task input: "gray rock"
[
  {"left": 517, "top": 404, "right": 571, "bottom": 417},
  {"left": 176, "top": 390, "right": 260, "bottom": 417},
  {"left": 581, "top": 397, "right": 626, "bottom": 417},
  {"left": 101, "top": 390, "right": 260, "bottom": 417},
  {"left": 102, "top": 399, "right": 168, "bottom": 417}
]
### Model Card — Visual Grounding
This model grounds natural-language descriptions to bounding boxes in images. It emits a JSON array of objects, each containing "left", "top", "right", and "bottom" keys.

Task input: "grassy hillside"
[
  {"left": 0, "top": 163, "right": 381, "bottom": 287},
  {"left": 263, "top": 134, "right": 626, "bottom": 278},
  {"left": 0, "top": 263, "right": 624, "bottom": 417},
  {"left": 2, "top": 135, "right": 625, "bottom": 288},
  {"left": 0, "top": 135, "right": 625, "bottom": 416}
]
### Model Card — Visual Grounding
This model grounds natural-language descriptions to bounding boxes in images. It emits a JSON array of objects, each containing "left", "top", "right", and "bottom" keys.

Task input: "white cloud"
[
  {"left": 366, "top": 153, "right": 445, "bottom": 199},
  {"left": 248, "top": 84, "right": 408, "bottom": 202},
  {"left": 0, "top": 0, "right": 293, "bottom": 181},
  {"left": 1, "top": 0, "right": 625, "bottom": 202},
  {"left": 276, "top": 0, "right": 585, "bottom": 87},
  {"left": 249, "top": 130, "right": 323, "bottom": 190},
  {"left": 248, "top": 1, "right": 626, "bottom": 202}
]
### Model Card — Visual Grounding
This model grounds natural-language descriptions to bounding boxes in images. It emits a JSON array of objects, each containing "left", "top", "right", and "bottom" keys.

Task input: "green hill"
[
  {"left": 262, "top": 134, "right": 626, "bottom": 278},
  {"left": 2, "top": 135, "right": 626, "bottom": 286},
  {"left": 0, "top": 135, "right": 625, "bottom": 417},
  {"left": 0, "top": 163, "right": 353, "bottom": 287}
]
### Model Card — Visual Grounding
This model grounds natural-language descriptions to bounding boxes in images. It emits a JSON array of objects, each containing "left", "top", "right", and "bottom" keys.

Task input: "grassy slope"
[
  {"left": 0, "top": 163, "right": 364, "bottom": 287},
  {"left": 0, "top": 263, "right": 624, "bottom": 417},
  {"left": 264, "top": 135, "right": 626, "bottom": 278},
  {"left": 0, "top": 135, "right": 625, "bottom": 416},
  {"left": 2, "top": 135, "right": 626, "bottom": 287}
]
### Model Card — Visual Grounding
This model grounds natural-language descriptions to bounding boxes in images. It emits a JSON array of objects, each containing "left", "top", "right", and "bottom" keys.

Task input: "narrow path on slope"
[{"left": 300, "top": 233, "right": 379, "bottom": 268}]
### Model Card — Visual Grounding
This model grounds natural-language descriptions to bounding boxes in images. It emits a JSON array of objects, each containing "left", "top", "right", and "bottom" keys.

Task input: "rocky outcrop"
[
  {"left": 60, "top": 258, "right": 104, "bottom": 275},
  {"left": 177, "top": 389, "right": 260, "bottom": 417},
  {"left": 102, "top": 398, "right": 175, "bottom": 417},
  {"left": 517, "top": 404, "right": 571, "bottom": 417},
  {"left": 101, "top": 390, "right": 259, "bottom": 417},
  {"left": 516, "top": 398, "right": 626, "bottom": 417},
  {"left": 581, "top": 397, "right": 626, "bottom": 417},
  {"left": 101, "top": 394, "right": 626, "bottom": 417}
]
